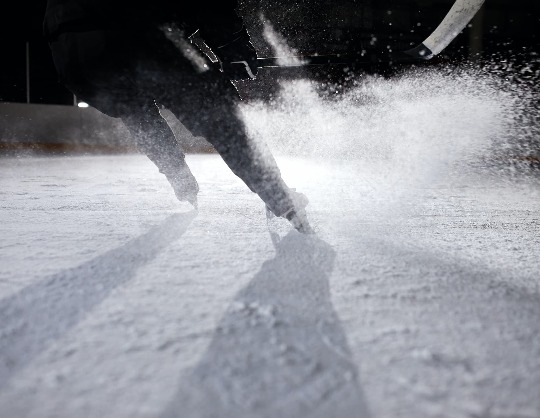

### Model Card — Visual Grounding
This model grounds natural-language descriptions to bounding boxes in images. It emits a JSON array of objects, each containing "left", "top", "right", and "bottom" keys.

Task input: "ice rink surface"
[{"left": 1, "top": 153, "right": 539, "bottom": 418}]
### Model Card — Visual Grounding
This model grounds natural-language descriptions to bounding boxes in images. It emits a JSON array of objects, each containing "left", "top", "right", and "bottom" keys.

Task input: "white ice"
[
  {"left": 0, "top": 149, "right": 539, "bottom": 418},
  {"left": 1, "top": 62, "right": 540, "bottom": 417}
]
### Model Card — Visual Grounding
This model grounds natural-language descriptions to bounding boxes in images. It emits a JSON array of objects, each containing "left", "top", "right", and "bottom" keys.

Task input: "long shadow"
[
  {"left": 161, "top": 231, "right": 371, "bottom": 418},
  {"left": 0, "top": 211, "right": 197, "bottom": 389}
]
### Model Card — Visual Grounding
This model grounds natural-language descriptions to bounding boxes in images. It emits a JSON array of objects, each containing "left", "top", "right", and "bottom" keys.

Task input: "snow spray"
[{"left": 239, "top": 22, "right": 539, "bottom": 215}]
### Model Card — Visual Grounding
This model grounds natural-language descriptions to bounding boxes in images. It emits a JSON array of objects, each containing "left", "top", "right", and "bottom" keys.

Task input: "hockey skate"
[
  {"left": 267, "top": 188, "right": 314, "bottom": 234},
  {"left": 164, "top": 164, "right": 200, "bottom": 209}
]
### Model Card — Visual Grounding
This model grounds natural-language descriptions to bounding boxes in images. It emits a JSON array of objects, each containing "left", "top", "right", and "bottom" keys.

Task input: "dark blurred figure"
[{"left": 43, "top": 0, "right": 312, "bottom": 232}]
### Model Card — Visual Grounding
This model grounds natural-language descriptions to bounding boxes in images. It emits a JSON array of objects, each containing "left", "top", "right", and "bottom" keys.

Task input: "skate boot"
[
  {"left": 163, "top": 164, "right": 199, "bottom": 208},
  {"left": 282, "top": 189, "right": 314, "bottom": 234},
  {"left": 267, "top": 188, "right": 314, "bottom": 234}
]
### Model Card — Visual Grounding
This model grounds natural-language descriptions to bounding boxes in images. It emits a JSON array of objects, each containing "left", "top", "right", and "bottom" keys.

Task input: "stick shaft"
[{"left": 256, "top": 52, "right": 416, "bottom": 68}]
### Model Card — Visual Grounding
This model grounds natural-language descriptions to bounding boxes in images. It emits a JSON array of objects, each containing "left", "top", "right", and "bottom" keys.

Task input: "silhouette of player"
[{"left": 44, "top": 0, "right": 312, "bottom": 232}]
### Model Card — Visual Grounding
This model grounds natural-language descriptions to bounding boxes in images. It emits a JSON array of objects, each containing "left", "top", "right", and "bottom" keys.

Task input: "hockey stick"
[
  {"left": 405, "top": 0, "right": 486, "bottom": 59},
  {"left": 253, "top": 52, "right": 415, "bottom": 68},
  {"left": 229, "top": 51, "right": 416, "bottom": 75}
]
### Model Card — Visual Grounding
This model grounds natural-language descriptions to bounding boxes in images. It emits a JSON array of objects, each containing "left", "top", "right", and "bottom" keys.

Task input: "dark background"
[{"left": 0, "top": 0, "right": 538, "bottom": 105}]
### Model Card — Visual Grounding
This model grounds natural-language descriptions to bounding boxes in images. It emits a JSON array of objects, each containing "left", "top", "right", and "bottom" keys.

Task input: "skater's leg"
[
  {"left": 120, "top": 103, "right": 199, "bottom": 205},
  {"left": 160, "top": 74, "right": 312, "bottom": 231},
  {"left": 163, "top": 84, "right": 287, "bottom": 211},
  {"left": 49, "top": 30, "right": 199, "bottom": 205}
]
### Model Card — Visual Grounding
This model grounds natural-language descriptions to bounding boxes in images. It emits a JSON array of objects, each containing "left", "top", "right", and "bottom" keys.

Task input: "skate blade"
[{"left": 290, "top": 216, "right": 316, "bottom": 234}]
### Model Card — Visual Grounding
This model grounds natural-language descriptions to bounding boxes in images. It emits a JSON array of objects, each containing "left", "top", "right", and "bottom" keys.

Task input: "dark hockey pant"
[{"left": 48, "top": 27, "right": 294, "bottom": 216}]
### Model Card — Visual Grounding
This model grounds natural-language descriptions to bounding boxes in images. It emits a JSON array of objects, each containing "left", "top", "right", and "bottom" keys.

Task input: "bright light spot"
[{"left": 77, "top": 102, "right": 89, "bottom": 108}]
